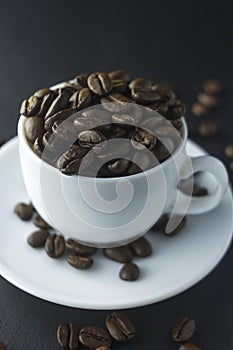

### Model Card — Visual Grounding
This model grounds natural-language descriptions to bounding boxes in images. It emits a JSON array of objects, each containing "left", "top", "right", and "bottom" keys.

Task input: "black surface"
[{"left": 0, "top": 0, "right": 233, "bottom": 349}]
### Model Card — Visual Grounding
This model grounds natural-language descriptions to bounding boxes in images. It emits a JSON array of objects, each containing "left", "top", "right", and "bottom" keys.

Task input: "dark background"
[{"left": 0, "top": 0, "right": 233, "bottom": 349}]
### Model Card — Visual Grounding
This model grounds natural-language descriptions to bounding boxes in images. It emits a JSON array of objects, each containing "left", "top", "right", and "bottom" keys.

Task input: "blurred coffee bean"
[
  {"left": 130, "top": 237, "right": 152, "bottom": 257},
  {"left": 152, "top": 84, "right": 176, "bottom": 101},
  {"left": 129, "top": 77, "right": 153, "bottom": 90},
  {"left": 79, "top": 326, "right": 111, "bottom": 349},
  {"left": 101, "top": 93, "right": 130, "bottom": 113},
  {"left": 0, "top": 341, "right": 7, "bottom": 350},
  {"left": 108, "top": 69, "right": 130, "bottom": 82},
  {"left": 45, "top": 92, "right": 70, "bottom": 119},
  {"left": 20, "top": 95, "right": 42, "bottom": 117},
  {"left": 57, "top": 322, "right": 79, "bottom": 350},
  {"left": 87, "top": 73, "right": 112, "bottom": 96},
  {"left": 225, "top": 144, "right": 233, "bottom": 159},
  {"left": 107, "top": 159, "right": 131, "bottom": 174},
  {"left": 178, "top": 343, "right": 201, "bottom": 350},
  {"left": 131, "top": 88, "right": 161, "bottom": 104},
  {"left": 24, "top": 116, "right": 44, "bottom": 143},
  {"left": 27, "top": 230, "right": 49, "bottom": 248},
  {"left": 198, "top": 121, "right": 218, "bottom": 137},
  {"left": 69, "top": 88, "right": 92, "bottom": 109},
  {"left": 44, "top": 108, "right": 78, "bottom": 131},
  {"left": 73, "top": 73, "right": 89, "bottom": 88},
  {"left": 104, "top": 246, "right": 133, "bottom": 263},
  {"left": 172, "top": 317, "right": 196, "bottom": 342},
  {"left": 66, "top": 239, "right": 97, "bottom": 256},
  {"left": 38, "top": 91, "right": 58, "bottom": 117},
  {"left": 203, "top": 79, "right": 221, "bottom": 95},
  {"left": 14, "top": 202, "right": 34, "bottom": 221},
  {"left": 33, "top": 137, "right": 44, "bottom": 157},
  {"left": 191, "top": 102, "right": 207, "bottom": 117},
  {"left": 67, "top": 255, "right": 93, "bottom": 270},
  {"left": 33, "top": 213, "right": 52, "bottom": 229},
  {"left": 78, "top": 130, "right": 106, "bottom": 148},
  {"left": 45, "top": 234, "right": 65, "bottom": 258},
  {"left": 119, "top": 262, "right": 140, "bottom": 281},
  {"left": 197, "top": 92, "right": 218, "bottom": 109},
  {"left": 105, "top": 312, "right": 135, "bottom": 342}
]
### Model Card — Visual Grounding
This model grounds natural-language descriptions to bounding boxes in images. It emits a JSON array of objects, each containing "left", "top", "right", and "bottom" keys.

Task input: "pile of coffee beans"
[
  {"left": 20, "top": 70, "right": 185, "bottom": 177},
  {"left": 172, "top": 316, "right": 201, "bottom": 350},
  {"left": 14, "top": 201, "right": 187, "bottom": 281},
  {"left": 56, "top": 312, "right": 135, "bottom": 349}
]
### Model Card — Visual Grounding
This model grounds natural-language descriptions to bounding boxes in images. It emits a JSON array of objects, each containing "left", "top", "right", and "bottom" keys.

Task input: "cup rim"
[{"left": 18, "top": 115, "right": 188, "bottom": 182}]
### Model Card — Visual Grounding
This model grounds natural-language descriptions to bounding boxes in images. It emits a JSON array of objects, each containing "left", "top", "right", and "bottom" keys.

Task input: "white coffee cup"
[{"left": 18, "top": 115, "right": 228, "bottom": 247}]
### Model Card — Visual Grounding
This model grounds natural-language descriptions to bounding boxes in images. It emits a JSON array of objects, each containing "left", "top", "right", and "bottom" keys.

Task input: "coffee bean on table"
[
  {"left": 0, "top": 341, "right": 7, "bottom": 350},
  {"left": 203, "top": 79, "right": 221, "bottom": 95},
  {"left": 27, "top": 229, "right": 49, "bottom": 248},
  {"left": 104, "top": 246, "right": 133, "bottom": 263},
  {"left": 33, "top": 137, "right": 44, "bottom": 157},
  {"left": 151, "top": 214, "right": 169, "bottom": 231},
  {"left": 119, "top": 262, "right": 140, "bottom": 281},
  {"left": 87, "top": 73, "right": 112, "bottom": 96},
  {"left": 178, "top": 343, "right": 201, "bottom": 350},
  {"left": 166, "top": 99, "right": 185, "bottom": 120},
  {"left": 225, "top": 144, "right": 233, "bottom": 159},
  {"left": 191, "top": 102, "right": 207, "bottom": 117},
  {"left": 198, "top": 121, "right": 218, "bottom": 137},
  {"left": 33, "top": 213, "right": 52, "bottom": 229},
  {"left": 197, "top": 92, "right": 218, "bottom": 109},
  {"left": 57, "top": 322, "right": 79, "bottom": 349},
  {"left": 14, "top": 202, "right": 34, "bottom": 221},
  {"left": 172, "top": 317, "right": 196, "bottom": 342},
  {"left": 45, "top": 234, "right": 65, "bottom": 258},
  {"left": 66, "top": 239, "right": 97, "bottom": 256},
  {"left": 67, "top": 255, "right": 93, "bottom": 270},
  {"left": 130, "top": 237, "right": 152, "bottom": 257},
  {"left": 24, "top": 116, "right": 45, "bottom": 143},
  {"left": 105, "top": 312, "right": 136, "bottom": 342},
  {"left": 79, "top": 326, "right": 111, "bottom": 349}
]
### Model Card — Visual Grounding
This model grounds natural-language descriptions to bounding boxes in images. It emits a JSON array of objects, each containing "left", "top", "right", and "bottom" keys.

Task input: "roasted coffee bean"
[
  {"left": 101, "top": 93, "right": 130, "bottom": 113},
  {"left": 203, "top": 79, "right": 221, "bottom": 95},
  {"left": 95, "top": 346, "right": 110, "bottom": 350},
  {"left": 33, "top": 137, "right": 44, "bottom": 157},
  {"left": 78, "top": 130, "right": 105, "bottom": 148},
  {"left": 0, "top": 341, "right": 7, "bottom": 350},
  {"left": 130, "top": 237, "right": 152, "bottom": 257},
  {"left": 131, "top": 88, "right": 161, "bottom": 104},
  {"left": 57, "top": 322, "right": 79, "bottom": 349},
  {"left": 111, "top": 79, "right": 128, "bottom": 93},
  {"left": 45, "top": 234, "right": 65, "bottom": 258},
  {"left": 170, "top": 118, "right": 184, "bottom": 131},
  {"left": 57, "top": 85, "right": 78, "bottom": 97},
  {"left": 97, "top": 139, "right": 131, "bottom": 160},
  {"left": 129, "top": 77, "right": 153, "bottom": 90},
  {"left": 27, "top": 229, "right": 49, "bottom": 248},
  {"left": 56, "top": 145, "right": 88, "bottom": 169},
  {"left": 163, "top": 215, "right": 186, "bottom": 236},
  {"left": 152, "top": 137, "right": 175, "bottom": 162},
  {"left": 34, "top": 88, "right": 54, "bottom": 99},
  {"left": 74, "top": 117, "right": 109, "bottom": 133},
  {"left": 112, "top": 113, "right": 141, "bottom": 127},
  {"left": 45, "top": 92, "right": 70, "bottom": 119},
  {"left": 151, "top": 214, "right": 169, "bottom": 231},
  {"left": 225, "top": 144, "right": 233, "bottom": 159},
  {"left": 82, "top": 108, "right": 111, "bottom": 121},
  {"left": 105, "top": 312, "right": 135, "bottom": 342},
  {"left": 108, "top": 69, "right": 130, "bottom": 82},
  {"left": 108, "top": 125, "right": 129, "bottom": 139},
  {"left": 87, "top": 73, "right": 112, "bottom": 96},
  {"left": 198, "top": 121, "right": 218, "bottom": 137},
  {"left": 67, "top": 255, "right": 93, "bottom": 270},
  {"left": 172, "top": 317, "right": 196, "bottom": 342},
  {"left": 44, "top": 108, "right": 78, "bottom": 131},
  {"left": 14, "top": 202, "right": 34, "bottom": 221},
  {"left": 79, "top": 326, "right": 111, "bottom": 349},
  {"left": 128, "top": 151, "right": 154, "bottom": 175},
  {"left": 152, "top": 84, "right": 176, "bottom": 101},
  {"left": 107, "top": 159, "right": 131, "bottom": 174},
  {"left": 73, "top": 73, "right": 89, "bottom": 88},
  {"left": 166, "top": 99, "right": 185, "bottom": 120},
  {"left": 119, "top": 262, "right": 140, "bottom": 281},
  {"left": 24, "top": 116, "right": 44, "bottom": 143},
  {"left": 132, "top": 128, "right": 156, "bottom": 150},
  {"left": 148, "top": 101, "right": 169, "bottom": 115},
  {"left": 191, "top": 102, "right": 207, "bottom": 117},
  {"left": 20, "top": 95, "right": 42, "bottom": 117},
  {"left": 70, "top": 88, "right": 92, "bottom": 109},
  {"left": 192, "top": 184, "right": 208, "bottom": 196},
  {"left": 66, "top": 239, "right": 97, "bottom": 256},
  {"left": 178, "top": 343, "right": 201, "bottom": 350},
  {"left": 197, "top": 92, "right": 218, "bottom": 109},
  {"left": 33, "top": 213, "right": 51, "bottom": 229},
  {"left": 104, "top": 246, "right": 133, "bottom": 263},
  {"left": 38, "top": 91, "right": 58, "bottom": 117}
]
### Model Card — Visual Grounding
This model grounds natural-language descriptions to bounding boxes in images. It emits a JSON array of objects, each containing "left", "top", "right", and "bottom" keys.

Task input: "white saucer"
[{"left": 0, "top": 137, "right": 232, "bottom": 310}]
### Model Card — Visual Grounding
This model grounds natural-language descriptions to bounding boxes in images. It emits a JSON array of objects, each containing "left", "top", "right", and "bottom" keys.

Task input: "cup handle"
[{"left": 171, "top": 155, "right": 229, "bottom": 215}]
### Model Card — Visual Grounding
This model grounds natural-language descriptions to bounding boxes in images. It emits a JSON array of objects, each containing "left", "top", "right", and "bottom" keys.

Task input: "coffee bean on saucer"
[
  {"left": 24, "top": 116, "right": 45, "bottom": 143},
  {"left": 87, "top": 73, "right": 112, "bottom": 96},
  {"left": 151, "top": 214, "right": 169, "bottom": 232},
  {"left": 163, "top": 215, "right": 186, "bottom": 236},
  {"left": 197, "top": 93, "right": 218, "bottom": 109},
  {"left": 104, "top": 246, "right": 133, "bottom": 263},
  {"left": 67, "top": 255, "right": 93, "bottom": 270},
  {"left": 203, "top": 79, "right": 221, "bottom": 95},
  {"left": 57, "top": 322, "right": 79, "bottom": 349},
  {"left": 33, "top": 213, "right": 52, "bottom": 229},
  {"left": 191, "top": 102, "right": 207, "bottom": 117},
  {"left": 105, "top": 312, "right": 136, "bottom": 342},
  {"left": 108, "top": 69, "right": 130, "bottom": 82},
  {"left": 198, "top": 121, "right": 218, "bottom": 137},
  {"left": 20, "top": 95, "right": 42, "bottom": 117},
  {"left": 172, "top": 317, "right": 196, "bottom": 342},
  {"left": 119, "top": 262, "right": 140, "bottom": 281},
  {"left": 79, "top": 326, "right": 111, "bottom": 349},
  {"left": 179, "top": 344, "right": 201, "bottom": 350},
  {"left": 225, "top": 144, "right": 233, "bottom": 159},
  {"left": 14, "top": 202, "right": 34, "bottom": 221},
  {"left": 0, "top": 341, "right": 7, "bottom": 350},
  {"left": 66, "top": 239, "right": 97, "bottom": 256},
  {"left": 45, "top": 234, "right": 65, "bottom": 258},
  {"left": 130, "top": 237, "right": 152, "bottom": 257},
  {"left": 27, "top": 229, "right": 49, "bottom": 248}
]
